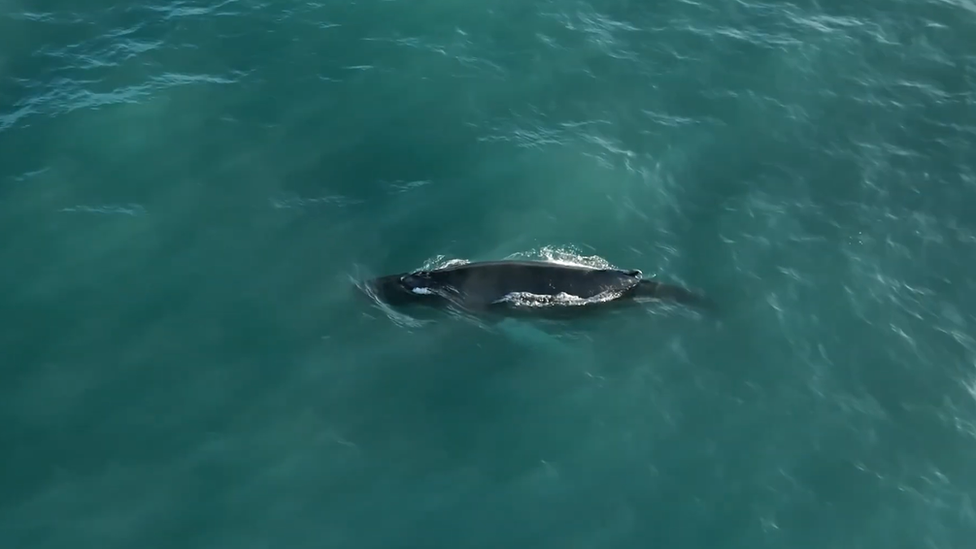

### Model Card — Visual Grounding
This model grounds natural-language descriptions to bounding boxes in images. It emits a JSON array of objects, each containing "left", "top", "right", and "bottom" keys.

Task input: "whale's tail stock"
[{"left": 631, "top": 279, "right": 717, "bottom": 312}]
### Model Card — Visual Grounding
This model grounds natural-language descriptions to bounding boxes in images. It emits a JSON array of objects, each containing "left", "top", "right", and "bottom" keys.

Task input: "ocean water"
[{"left": 3, "top": 0, "right": 976, "bottom": 547}]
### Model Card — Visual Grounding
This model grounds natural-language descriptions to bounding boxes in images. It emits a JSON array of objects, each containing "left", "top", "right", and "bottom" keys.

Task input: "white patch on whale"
[
  {"left": 492, "top": 289, "right": 625, "bottom": 307},
  {"left": 411, "top": 287, "right": 435, "bottom": 295}
]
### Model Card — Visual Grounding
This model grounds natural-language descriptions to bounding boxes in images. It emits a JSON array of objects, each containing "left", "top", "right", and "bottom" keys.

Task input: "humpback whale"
[{"left": 363, "top": 259, "right": 713, "bottom": 317}]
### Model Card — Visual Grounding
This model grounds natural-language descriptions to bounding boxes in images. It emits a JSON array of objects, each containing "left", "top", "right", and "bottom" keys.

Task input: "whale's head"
[
  {"left": 398, "top": 271, "right": 437, "bottom": 294},
  {"left": 363, "top": 270, "right": 440, "bottom": 306}
]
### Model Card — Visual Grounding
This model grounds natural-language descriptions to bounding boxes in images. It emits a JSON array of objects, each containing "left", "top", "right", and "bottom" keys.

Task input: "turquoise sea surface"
[{"left": 3, "top": 0, "right": 976, "bottom": 547}]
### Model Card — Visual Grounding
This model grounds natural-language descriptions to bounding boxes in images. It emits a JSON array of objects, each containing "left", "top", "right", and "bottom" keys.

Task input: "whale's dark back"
[
  {"left": 408, "top": 260, "right": 640, "bottom": 302},
  {"left": 363, "top": 259, "right": 713, "bottom": 313}
]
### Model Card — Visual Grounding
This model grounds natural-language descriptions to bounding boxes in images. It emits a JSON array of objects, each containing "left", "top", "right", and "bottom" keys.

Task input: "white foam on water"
[{"left": 504, "top": 245, "right": 617, "bottom": 270}]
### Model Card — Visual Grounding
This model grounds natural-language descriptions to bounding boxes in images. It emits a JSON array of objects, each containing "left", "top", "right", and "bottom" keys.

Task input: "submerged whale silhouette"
[{"left": 363, "top": 259, "right": 713, "bottom": 318}]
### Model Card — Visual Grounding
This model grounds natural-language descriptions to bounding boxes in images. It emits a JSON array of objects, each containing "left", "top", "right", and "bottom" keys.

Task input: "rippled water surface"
[{"left": 3, "top": 0, "right": 976, "bottom": 547}]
